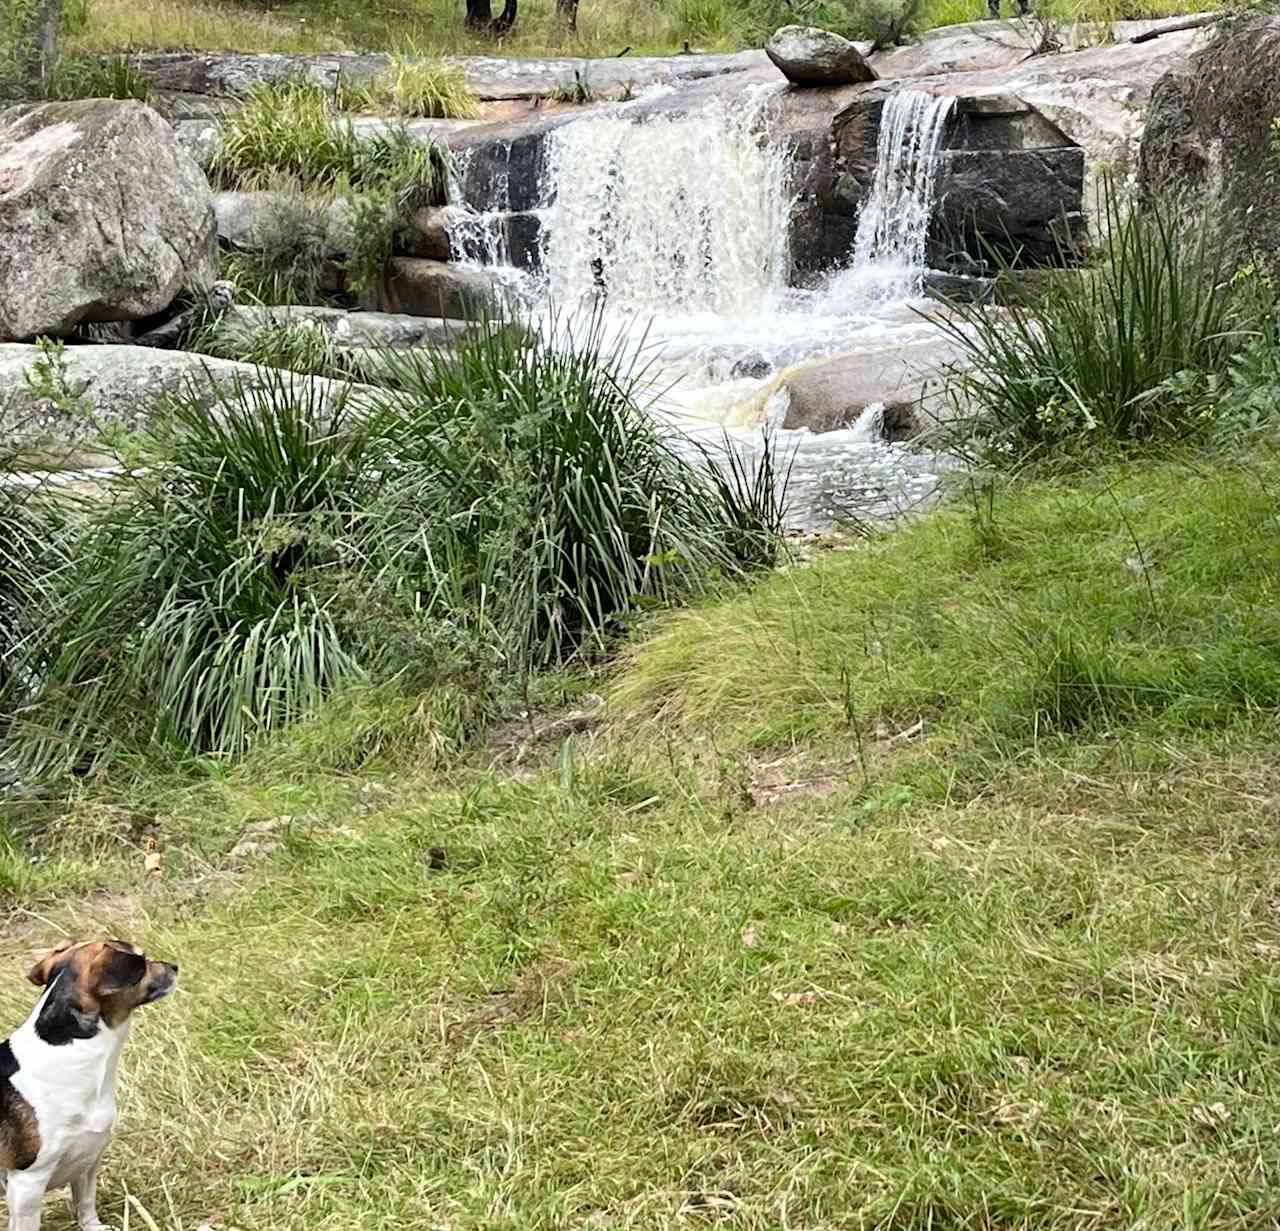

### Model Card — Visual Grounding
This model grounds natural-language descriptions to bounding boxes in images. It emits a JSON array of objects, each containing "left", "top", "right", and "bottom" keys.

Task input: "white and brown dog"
[{"left": 0, "top": 941, "right": 177, "bottom": 1231}]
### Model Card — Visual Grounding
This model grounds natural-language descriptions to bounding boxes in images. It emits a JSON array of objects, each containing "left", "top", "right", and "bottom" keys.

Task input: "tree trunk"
[
  {"left": 465, "top": 0, "right": 493, "bottom": 29},
  {"left": 16, "top": 0, "right": 64, "bottom": 91},
  {"left": 557, "top": 0, "right": 578, "bottom": 32}
]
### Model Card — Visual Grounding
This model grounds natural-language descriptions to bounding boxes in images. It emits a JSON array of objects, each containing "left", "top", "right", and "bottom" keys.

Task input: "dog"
[{"left": 0, "top": 941, "right": 177, "bottom": 1231}]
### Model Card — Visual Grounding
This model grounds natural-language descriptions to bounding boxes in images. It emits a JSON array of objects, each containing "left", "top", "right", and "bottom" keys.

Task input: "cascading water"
[
  {"left": 537, "top": 90, "right": 791, "bottom": 316},
  {"left": 835, "top": 89, "right": 956, "bottom": 305},
  {"left": 446, "top": 84, "right": 961, "bottom": 531}
]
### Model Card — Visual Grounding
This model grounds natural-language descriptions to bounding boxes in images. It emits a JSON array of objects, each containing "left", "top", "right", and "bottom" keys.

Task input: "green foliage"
[
  {"left": 41, "top": 52, "right": 150, "bottom": 100},
  {"left": 4, "top": 312, "right": 786, "bottom": 776},
  {"left": 359, "top": 310, "right": 788, "bottom": 672},
  {"left": 23, "top": 337, "right": 91, "bottom": 420},
  {"left": 932, "top": 184, "right": 1279, "bottom": 468},
  {"left": 211, "top": 87, "right": 449, "bottom": 301},
  {"left": 219, "top": 191, "right": 338, "bottom": 306},
  {"left": 337, "top": 53, "right": 479, "bottom": 118}
]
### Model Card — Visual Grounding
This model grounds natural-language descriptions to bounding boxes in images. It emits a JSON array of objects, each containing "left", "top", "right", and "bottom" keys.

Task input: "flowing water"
[{"left": 447, "top": 86, "right": 964, "bottom": 532}]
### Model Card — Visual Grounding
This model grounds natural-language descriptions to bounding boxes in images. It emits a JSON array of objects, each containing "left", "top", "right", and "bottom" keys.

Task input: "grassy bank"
[
  {"left": 6, "top": 456, "right": 1280, "bottom": 1228},
  {"left": 63, "top": 0, "right": 1212, "bottom": 58}
]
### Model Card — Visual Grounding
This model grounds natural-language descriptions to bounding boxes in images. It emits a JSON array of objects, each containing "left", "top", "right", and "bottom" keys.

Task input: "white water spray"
[
  {"left": 837, "top": 90, "right": 956, "bottom": 305},
  {"left": 538, "top": 91, "right": 792, "bottom": 315}
]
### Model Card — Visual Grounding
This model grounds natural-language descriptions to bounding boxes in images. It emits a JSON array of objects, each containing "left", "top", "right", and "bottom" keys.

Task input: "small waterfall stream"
[
  {"left": 447, "top": 86, "right": 961, "bottom": 530},
  {"left": 833, "top": 89, "right": 957, "bottom": 305},
  {"left": 538, "top": 91, "right": 791, "bottom": 316}
]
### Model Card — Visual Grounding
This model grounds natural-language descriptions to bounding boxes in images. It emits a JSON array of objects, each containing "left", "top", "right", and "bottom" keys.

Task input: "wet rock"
[
  {"left": 403, "top": 205, "right": 458, "bottom": 261},
  {"left": 773, "top": 339, "right": 970, "bottom": 437},
  {"left": 923, "top": 270, "right": 995, "bottom": 302},
  {"left": 766, "top": 25, "right": 878, "bottom": 86},
  {"left": 364, "top": 258, "right": 500, "bottom": 319},
  {"left": 0, "top": 99, "right": 216, "bottom": 341}
]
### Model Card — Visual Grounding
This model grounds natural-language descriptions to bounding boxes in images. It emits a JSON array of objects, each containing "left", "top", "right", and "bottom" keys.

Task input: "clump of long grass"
[
  {"left": 338, "top": 54, "right": 479, "bottom": 119},
  {"left": 8, "top": 373, "right": 385, "bottom": 775},
  {"left": 5, "top": 308, "right": 787, "bottom": 777},
  {"left": 933, "top": 184, "right": 1279, "bottom": 467},
  {"left": 361, "top": 309, "right": 789, "bottom": 670},
  {"left": 211, "top": 81, "right": 451, "bottom": 196}
]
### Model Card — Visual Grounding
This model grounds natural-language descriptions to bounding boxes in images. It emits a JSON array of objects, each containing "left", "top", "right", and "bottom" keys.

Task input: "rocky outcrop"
[
  {"left": 766, "top": 26, "right": 877, "bottom": 86},
  {"left": 1140, "top": 17, "right": 1280, "bottom": 263},
  {"left": 0, "top": 100, "right": 217, "bottom": 342},
  {"left": 0, "top": 343, "right": 373, "bottom": 447}
]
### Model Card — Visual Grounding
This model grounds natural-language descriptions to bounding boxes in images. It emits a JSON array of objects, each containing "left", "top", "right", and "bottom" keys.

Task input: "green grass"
[
  {"left": 338, "top": 52, "right": 480, "bottom": 118},
  {"left": 64, "top": 0, "right": 1213, "bottom": 59},
  {"left": 7, "top": 455, "right": 1280, "bottom": 1229}
]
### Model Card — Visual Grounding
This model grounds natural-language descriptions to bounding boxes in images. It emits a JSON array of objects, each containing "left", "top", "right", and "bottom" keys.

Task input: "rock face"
[
  {"left": 1140, "top": 17, "right": 1280, "bottom": 264},
  {"left": 766, "top": 26, "right": 878, "bottom": 86},
  {"left": 0, "top": 343, "right": 372, "bottom": 448},
  {"left": 0, "top": 100, "right": 217, "bottom": 342}
]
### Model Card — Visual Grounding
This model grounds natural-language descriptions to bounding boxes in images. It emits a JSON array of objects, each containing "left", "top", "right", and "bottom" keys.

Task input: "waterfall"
[
  {"left": 841, "top": 90, "right": 955, "bottom": 304},
  {"left": 537, "top": 91, "right": 792, "bottom": 316},
  {"left": 447, "top": 144, "right": 514, "bottom": 267}
]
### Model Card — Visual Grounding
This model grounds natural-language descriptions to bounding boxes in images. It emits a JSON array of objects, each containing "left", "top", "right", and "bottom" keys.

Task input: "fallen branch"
[{"left": 1129, "top": 13, "right": 1222, "bottom": 43}]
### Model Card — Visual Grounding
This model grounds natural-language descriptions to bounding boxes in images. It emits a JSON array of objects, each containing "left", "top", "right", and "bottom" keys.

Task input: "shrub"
[
  {"left": 219, "top": 190, "right": 338, "bottom": 305},
  {"left": 932, "top": 184, "right": 1278, "bottom": 467},
  {"left": 7, "top": 373, "right": 385, "bottom": 774},
  {"left": 338, "top": 54, "right": 479, "bottom": 119},
  {"left": 361, "top": 310, "right": 790, "bottom": 670},
  {"left": 6, "top": 312, "right": 787, "bottom": 776}
]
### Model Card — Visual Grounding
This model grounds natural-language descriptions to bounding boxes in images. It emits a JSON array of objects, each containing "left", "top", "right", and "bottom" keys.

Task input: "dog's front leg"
[
  {"left": 71, "top": 1163, "right": 112, "bottom": 1231},
  {"left": 6, "top": 1170, "right": 46, "bottom": 1231}
]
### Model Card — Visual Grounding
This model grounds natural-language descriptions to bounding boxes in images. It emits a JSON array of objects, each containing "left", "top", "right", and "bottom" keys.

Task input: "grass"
[
  {"left": 63, "top": 0, "right": 1214, "bottom": 58},
  {"left": 7, "top": 455, "right": 1280, "bottom": 1228},
  {"left": 932, "top": 186, "right": 1279, "bottom": 468},
  {"left": 2, "top": 310, "right": 784, "bottom": 778},
  {"left": 338, "top": 52, "right": 480, "bottom": 118}
]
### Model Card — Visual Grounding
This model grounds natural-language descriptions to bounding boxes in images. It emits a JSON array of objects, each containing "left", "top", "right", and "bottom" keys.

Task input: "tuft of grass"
[
  {"left": 359, "top": 309, "right": 788, "bottom": 672},
  {"left": 931, "top": 184, "right": 1278, "bottom": 468},
  {"left": 338, "top": 53, "right": 479, "bottom": 118},
  {"left": 5, "top": 309, "right": 785, "bottom": 777}
]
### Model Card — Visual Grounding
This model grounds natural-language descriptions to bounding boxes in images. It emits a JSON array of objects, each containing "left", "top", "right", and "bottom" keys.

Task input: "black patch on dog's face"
[
  {"left": 34, "top": 969, "right": 100, "bottom": 1046},
  {"left": 100, "top": 946, "right": 147, "bottom": 995}
]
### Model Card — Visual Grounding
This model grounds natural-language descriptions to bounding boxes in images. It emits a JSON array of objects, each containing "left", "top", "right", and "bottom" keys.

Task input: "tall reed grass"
[
  {"left": 4, "top": 311, "right": 787, "bottom": 778},
  {"left": 933, "top": 186, "right": 1278, "bottom": 467}
]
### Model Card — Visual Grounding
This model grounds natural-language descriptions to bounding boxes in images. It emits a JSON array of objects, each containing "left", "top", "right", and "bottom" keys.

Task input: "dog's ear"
[
  {"left": 96, "top": 946, "right": 147, "bottom": 997},
  {"left": 26, "top": 940, "right": 76, "bottom": 987}
]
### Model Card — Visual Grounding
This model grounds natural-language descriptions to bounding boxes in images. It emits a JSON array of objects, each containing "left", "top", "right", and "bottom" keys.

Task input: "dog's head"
[{"left": 26, "top": 940, "right": 178, "bottom": 1039}]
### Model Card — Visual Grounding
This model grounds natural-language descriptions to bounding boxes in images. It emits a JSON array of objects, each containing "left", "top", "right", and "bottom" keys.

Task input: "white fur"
[{"left": 4, "top": 979, "right": 129, "bottom": 1231}]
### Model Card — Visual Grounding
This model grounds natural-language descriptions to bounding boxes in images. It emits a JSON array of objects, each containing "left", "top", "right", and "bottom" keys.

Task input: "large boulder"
[
  {"left": 0, "top": 100, "right": 217, "bottom": 342},
  {"left": 0, "top": 343, "right": 375, "bottom": 450},
  {"left": 767, "top": 26, "right": 878, "bottom": 86},
  {"left": 1140, "top": 17, "right": 1280, "bottom": 264}
]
